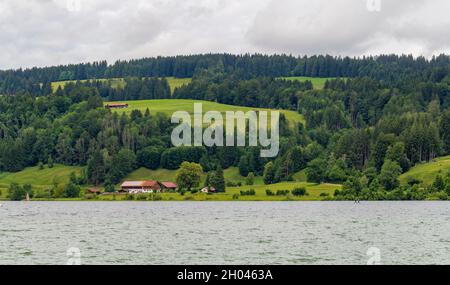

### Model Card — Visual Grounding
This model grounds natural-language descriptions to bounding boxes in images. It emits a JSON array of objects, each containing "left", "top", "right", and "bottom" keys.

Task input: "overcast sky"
[{"left": 0, "top": 0, "right": 449, "bottom": 69}]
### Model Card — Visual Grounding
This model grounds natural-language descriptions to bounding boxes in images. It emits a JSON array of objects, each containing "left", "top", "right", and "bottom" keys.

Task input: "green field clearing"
[
  {"left": 226, "top": 182, "right": 341, "bottom": 201},
  {"left": 51, "top": 77, "right": 191, "bottom": 94},
  {"left": 400, "top": 155, "right": 450, "bottom": 185},
  {"left": 125, "top": 167, "right": 264, "bottom": 186},
  {"left": 93, "top": 181, "right": 340, "bottom": 201},
  {"left": 280, "top": 76, "right": 341, "bottom": 89},
  {"left": 104, "top": 99, "right": 304, "bottom": 125},
  {"left": 0, "top": 164, "right": 83, "bottom": 190}
]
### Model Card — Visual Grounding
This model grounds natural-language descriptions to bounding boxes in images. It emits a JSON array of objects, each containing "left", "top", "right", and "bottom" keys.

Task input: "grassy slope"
[
  {"left": 399, "top": 155, "right": 450, "bottom": 185},
  {"left": 280, "top": 76, "right": 339, "bottom": 90},
  {"left": 51, "top": 77, "right": 191, "bottom": 94},
  {"left": 104, "top": 99, "right": 304, "bottom": 125},
  {"left": 0, "top": 164, "right": 83, "bottom": 189}
]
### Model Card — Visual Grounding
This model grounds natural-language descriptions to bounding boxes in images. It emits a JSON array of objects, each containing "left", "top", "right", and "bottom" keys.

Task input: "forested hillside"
[{"left": 0, "top": 53, "right": 449, "bottom": 200}]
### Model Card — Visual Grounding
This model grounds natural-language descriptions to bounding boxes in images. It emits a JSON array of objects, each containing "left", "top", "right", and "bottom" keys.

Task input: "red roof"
[
  {"left": 161, "top": 182, "right": 177, "bottom": 188},
  {"left": 106, "top": 103, "right": 128, "bottom": 107},
  {"left": 121, "top": 180, "right": 158, "bottom": 187},
  {"left": 142, "top": 180, "right": 159, "bottom": 187}
]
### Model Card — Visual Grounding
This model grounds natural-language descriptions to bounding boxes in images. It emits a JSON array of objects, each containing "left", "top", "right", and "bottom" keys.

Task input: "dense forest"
[{"left": 0, "top": 53, "right": 449, "bottom": 200}]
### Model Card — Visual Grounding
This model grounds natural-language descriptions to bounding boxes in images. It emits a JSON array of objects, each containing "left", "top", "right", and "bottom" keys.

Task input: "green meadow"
[
  {"left": 92, "top": 181, "right": 340, "bottom": 202},
  {"left": 0, "top": 164, "right": 83, "bottom": 198},
  {"left": 124, "top": 167, "right": 264, "bottom": 186},
  {"left": 399, "top": 155, "right": 450, "bottom": 185},
  {"left": 0, "top": 164, "right": 83, "bottom": 189},
  {"left": 0, "top": 163, "right": 340, "bottom": 201},
  {"left": 51, "top": 77, "right": 192, "bottom": 94},
  {"left": 104, "top": 99, "right": 305, "bottom": 125},
  {"left": 280, "top": 76, "right": 341, "bottom": 90}
]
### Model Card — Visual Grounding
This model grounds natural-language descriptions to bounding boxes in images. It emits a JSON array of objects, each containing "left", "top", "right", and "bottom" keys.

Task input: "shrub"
[
  {"left": 246, "top": 173, "right": 255, "bottom": 185},
  {"left": 136, "top": 194, "right": 147, "bottom": 201},
  {"left": 319, "top": 192, "right": 330, "bottom": 197},
  {"left": 64, "top": 183, "right": 81, "bottom": 198},
  {"left": 240, "top": 189, "right": 256, "bottom": 196},
  {"left": 226, "top": 181, "right": 237, "bottom": 187},
  {"left": 276, "top": 190, "right": 290, "bottom": 196},
  {"left": 232, "top": 194, "right": 240, "bottom": 200},
  {"left": 8, "top": 183, "right": 26, "bottom": 201},
  {"left": 266, "top": 189, "right": 274, "bottom": 196},
  {"left": 292, "top": 187, "right": 308, "bottom": 196},
  {"left": 406, "top": 176, "right": 422, "bottom": 186},
  {"left": 153, "top": 195, "right": 163, "bottom": 201},
  {"left": 84, "top": 194, "right": 96, "bottom": 200},
  {"left": 125, "top": 194, "right": 134, "bottom": 200},
  {"left": 48, "top": 157, "right": 54, "bottom": 168}
]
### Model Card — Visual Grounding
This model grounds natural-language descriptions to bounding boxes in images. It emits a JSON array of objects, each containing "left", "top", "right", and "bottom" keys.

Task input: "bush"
[
  {"left": 8, "top": 183, "right": 27, "bottom": 201},
  {"left": 406, "top": 176, "right": 422, "bottom": 186},
  {"left": 84, "top": 194, "right": 96, "bottom": 200},
  {"left": 232, "top": 194, "right": 240, "bottom": 200},
  {"left": 149, "top": 194, "right": 163, "bottom": 201},
  {"left": 125, "top": 194, "right": 135, "bottom": 200},
  {"left": 266, "top": 189, "right": 274, "bottom": 196},
  {"left": 292, "top": 187, "right": 308, "bottom": 196},
  {"left": 226, "top": 181, "right": 237, "bottom": 187},
  {"left": 64, "top": 183, "right": 81, "bottom": 198},
  {"left": 38, "top": 162, "right": 44, "bottom": 170},
  {"left": 136, "top": 194, "right": 147, "bottom": 201},
  {"left": 240, "top": 189, "right": 256, "bottom": 196},
  {"left": 191, "top": 189, "right": 199, "bottom": 194},
  {"left": 33, "top": 189, "right": 52, "bottom": 199},
  {"left": 319, "top": 192, "right": 330, "bottom": 197},
  {"left": 246, "top": 173, "right": 255, "bottom": 185},
  {"left": 276, "top": 190, "right": 290, "bottom": 196},
  {"left": 47, "top": 157, "right": 54, "bottom": 168}
]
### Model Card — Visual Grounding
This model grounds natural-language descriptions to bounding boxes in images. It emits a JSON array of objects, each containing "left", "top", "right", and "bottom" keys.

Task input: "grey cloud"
[
  {"left": 246, "top": 0, "right": 450, "bottom": 57},
  {"left": 0, "top": 0, "right": 448, "bottom": 69}
]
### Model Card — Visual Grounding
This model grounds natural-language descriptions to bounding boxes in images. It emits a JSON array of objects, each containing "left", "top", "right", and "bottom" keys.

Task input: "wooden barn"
[
  {"left": 159, "top": 182, "right": 178, "bottom": 192},
  {"left": 120, "top": 181, "right": 161, "bottom": 193},
  {"left": 105, "top": 103, "right": 129, "bottom": 109}
]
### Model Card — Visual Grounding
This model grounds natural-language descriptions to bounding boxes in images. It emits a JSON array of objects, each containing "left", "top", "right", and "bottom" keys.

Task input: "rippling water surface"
[{"left": 0, "top": 201, "right": 449, "bottom": 265}]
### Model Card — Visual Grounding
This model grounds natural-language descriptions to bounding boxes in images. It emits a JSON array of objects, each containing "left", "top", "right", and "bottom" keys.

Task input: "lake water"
[{"left": 0, "top": 201, "right": 449, "bottom": 265}]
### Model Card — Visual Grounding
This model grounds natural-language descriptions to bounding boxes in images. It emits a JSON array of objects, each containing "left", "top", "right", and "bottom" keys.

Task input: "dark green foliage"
[
  {"left": 292, "top": 187, "right": 308, "bottom": 196},
  {"left": 440, "top": 110, "right": 450, "bottom": 154},
  {"left": 263, "top": 162, "right": 276, "bottom": 185},
  {"left": 137, "top": 146, "right": 161, "bottom": 170},
  {"left": 108, "top": 149, "right": 137, "bottom": 184},
  {"left": 379, "top": 160, "right": 402, "bottom": 191},
  {"left": 64, "top": 182, "right": 81, "bottom": 198},
  {"left": 8, "top": 183, "right": 33, "bottom": 201},
  {"left": 208, "top": 166, "right": 226, "bottom": 193},
  {"left": 240, "top": 189, "right": 256, "bottom": 196},
  {"left": 161, "top": 146, "right": 206, "bottom": 170},
  {"left": 306, "top": 158, "right": 327, "bottom": 183},
  {"left": 246, "top": 172, "right": 255, "bottom": 185}
]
